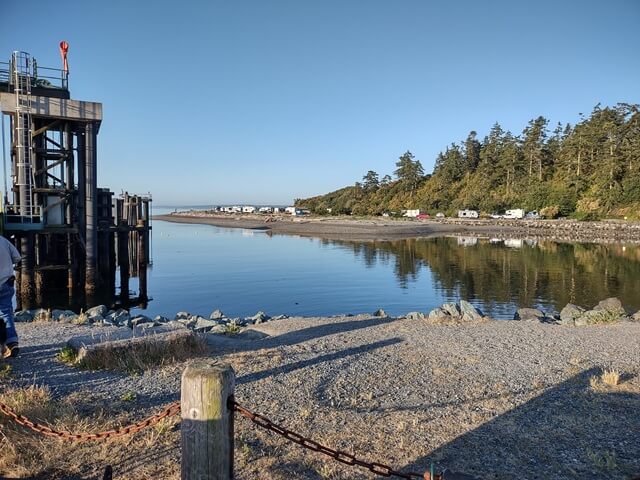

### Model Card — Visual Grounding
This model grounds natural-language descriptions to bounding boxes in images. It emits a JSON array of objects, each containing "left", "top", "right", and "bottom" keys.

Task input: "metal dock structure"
[{"left": 0, "top": 48, "right": 151, "bottom": 311}]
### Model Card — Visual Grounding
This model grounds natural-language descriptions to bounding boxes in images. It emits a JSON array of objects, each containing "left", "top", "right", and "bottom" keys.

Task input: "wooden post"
[{"left": 181, "top": 360, "right": 235, "bottom": 480}]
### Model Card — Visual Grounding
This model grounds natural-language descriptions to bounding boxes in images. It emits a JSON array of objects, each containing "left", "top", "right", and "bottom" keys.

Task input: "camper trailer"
[
  {"left": 504, "top": 209, "right": 525, "bottom": 219},
  {"left": 457, "top": 210, "right": 479, "bottom": 219}
]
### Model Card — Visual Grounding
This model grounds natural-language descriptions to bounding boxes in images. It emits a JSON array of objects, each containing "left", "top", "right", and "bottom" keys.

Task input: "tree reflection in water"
[{"left": 323, "top": 237, "right": 640, "bottom": 315}]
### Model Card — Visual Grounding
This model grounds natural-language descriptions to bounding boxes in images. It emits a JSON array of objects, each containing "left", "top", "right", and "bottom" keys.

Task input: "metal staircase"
[{"left": 7, "top": 51, "right": 41, "bottom": 228}]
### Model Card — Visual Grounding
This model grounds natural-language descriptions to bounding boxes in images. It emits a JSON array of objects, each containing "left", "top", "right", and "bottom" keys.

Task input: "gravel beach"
[{"left": 4, "top": 315, "right": 640, "bottom": 479}]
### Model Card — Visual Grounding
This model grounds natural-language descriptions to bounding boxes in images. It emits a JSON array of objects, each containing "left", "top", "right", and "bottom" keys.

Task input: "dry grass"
[
  {"left": 0, "top": 385, "right": 181, "bottom": 479},
  {"left": 70, "top": 332, "right": 208, "bottom": 373},
  {"left": 600, "top": 369, "right": 620, "bottom": 386}
]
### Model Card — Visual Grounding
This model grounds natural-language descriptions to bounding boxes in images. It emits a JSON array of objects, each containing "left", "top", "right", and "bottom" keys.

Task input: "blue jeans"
[{"left": 0, "top": 282, "right": 18, "bottom": 345}]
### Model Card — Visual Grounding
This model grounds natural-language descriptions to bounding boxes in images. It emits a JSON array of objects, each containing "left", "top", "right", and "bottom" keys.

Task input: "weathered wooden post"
[{"left": 181, "top": 360, "right": 235, "bottom": 480}]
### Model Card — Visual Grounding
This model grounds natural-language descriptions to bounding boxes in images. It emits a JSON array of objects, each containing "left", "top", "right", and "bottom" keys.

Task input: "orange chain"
[{"left": 0, "top": 400, "right": 180, "bottom": 442}]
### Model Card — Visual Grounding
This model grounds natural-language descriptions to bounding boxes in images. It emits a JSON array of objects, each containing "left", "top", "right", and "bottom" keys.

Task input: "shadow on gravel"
[
  {"left": 5, "top": 341, "right": 123, "bottom": 396},
  {"left": 403, "top": 368, "right": 640, "bottom": 480},
  {"left": 209, "top": 317, "right": 395, "bottom": 353},
  {"left": 237, "top": 337, "right": 404, "bottom": 385}
]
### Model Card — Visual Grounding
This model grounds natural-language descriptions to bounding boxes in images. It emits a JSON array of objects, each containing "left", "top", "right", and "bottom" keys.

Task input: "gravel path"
[{"left": 5, "top": 316, "right": 640, "bottom": 479}]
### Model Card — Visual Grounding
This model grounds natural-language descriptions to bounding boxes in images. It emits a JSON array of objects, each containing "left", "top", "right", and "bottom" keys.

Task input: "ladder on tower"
[{"left": 6, "top": 51, "right": 42, "bottom": 229}]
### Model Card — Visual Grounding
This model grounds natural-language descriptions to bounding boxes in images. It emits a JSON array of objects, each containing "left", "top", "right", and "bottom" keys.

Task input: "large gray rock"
[
  {"left": 209, "top": 309, "right": 225, "bottom": 320},
  {"left": 514, "top": 308, "right": 546, "bottom": 322},
  {"left": 593, "top": 297, "right": 625, "bottom": 316},
  {"left": 559, "top": 304, "right": 586, "bottom": 325},
  {"left": 632, "top": 311, "right": 640, "bottom": 322},
  {"left": 194, "top": 317, "right": 220, "bottom": 332},
  {"left": 372, "top": 309, "right": 388, "bottom": 317},
  {"left": 86, "top": 305, "right": 108, "bottom": 318},
  {"left": 459, "top": 300, "right": 484, "bottom": 322},
  {"left": 131, "top": 315, "right": 152, "bottom": 327},
  {"left": 110, "top": 309, "right": 131, "bottom": 326},
  {"left": 406, "top": 311, "right": 426, "bottom": 320},
  {"left": 175, "top": 311, "right": 190, "bottom": 320},
  {"left": 248, "top": 311, "right": 270, "bottom": 323},
  {"left": 427, "top": 307, "right": 450, "bottom": 324},
  {"left": 442, "top": 303, "right": 461, "bottom": 317},
  {"left": 14, "top": 310, "right": 33, "bottom": 322}
]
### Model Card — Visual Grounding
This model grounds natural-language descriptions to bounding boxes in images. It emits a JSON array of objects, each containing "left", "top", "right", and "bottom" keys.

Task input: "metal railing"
[{"left": 0, "top": 59, "right": 68, "bottom": 90}]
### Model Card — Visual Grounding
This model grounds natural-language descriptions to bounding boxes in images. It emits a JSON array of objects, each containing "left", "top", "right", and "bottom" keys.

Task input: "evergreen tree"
[{"left": 394, "top": 151, "right": 425, "bottom": 194}]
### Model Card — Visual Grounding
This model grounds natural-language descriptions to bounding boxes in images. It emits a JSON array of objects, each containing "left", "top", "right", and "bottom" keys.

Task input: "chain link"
[
  {"left": 231, "top": 400, "right": 439, "bottom": 480},
  {"left": 0, "top": 400, "right": 180, "bottom": 442}
]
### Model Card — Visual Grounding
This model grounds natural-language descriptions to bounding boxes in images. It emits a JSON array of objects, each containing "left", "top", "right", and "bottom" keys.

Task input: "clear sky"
[{"left": 1, "top": 1, "right": 639, "bottom": 205}]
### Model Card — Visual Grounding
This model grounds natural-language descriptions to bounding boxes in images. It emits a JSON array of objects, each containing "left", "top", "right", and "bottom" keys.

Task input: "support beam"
[{"left": 85, "top": 122, "right": 98, "bottom": 295}]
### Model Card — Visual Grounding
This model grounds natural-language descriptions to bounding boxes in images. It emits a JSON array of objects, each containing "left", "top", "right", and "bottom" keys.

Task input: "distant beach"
[{"left": 154, "top": 212, "right": 640, "bottom": 243}]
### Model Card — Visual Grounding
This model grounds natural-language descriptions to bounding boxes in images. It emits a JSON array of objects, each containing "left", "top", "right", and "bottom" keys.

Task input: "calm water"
[{"left": 127, "top": 218, "right": 640, "bottom": 319}]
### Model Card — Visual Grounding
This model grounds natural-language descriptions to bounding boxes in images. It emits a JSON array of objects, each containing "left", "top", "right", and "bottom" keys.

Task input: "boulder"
[
  {"left": 427, "top": 307, "right": 450, "bottom": 324},
  {"left": 166, "top": 320, "right": 188, "bottom": 330},
  {"left": 559, "top": 304, "right": 585, "bottom": 325},
  {"left": 632, "top": 311, "right": 640, "bottom": 322},
  {"left": 574, "top": 309, "right": 620, "bottom": 326},
  {"left": 88, "top": 314, "right": 104, "bottom": 324},
  {"left": 208, "top": 325, "right": 228, "bottom": 334},
  {"left": 593, "top": 297, "right": 625, "bottom": 316},
  {"left": 272, "top": 314, "right": 289, "bottom": 320},
  {"left": 154, "top": 315, "right": 170, "bottom": 323},
  {"left": 373, "top": 309, "right": 388, "bottom": 317},
  {"left": 249, "top": 311, "right": 270, "bottom": 323},
  {"left": 406, "top": 311, "right": 426, "bottom": 321},
  {"left": 86, "top": 305, "right": 108, "bottom": 318},
  {"left": 14, "top": 310, "right": 33, "bottom": 323},
  {"left": 109, "top": 309, "right": 131, "bottom": 326},
  {"left": 131, "top": 315, "right": 152, "bottom": 327},
  {"left": 459, "top": 301, "right": 484, "bottom": 322},
  {"left": 209, "top": 309, "right": 225, "bottom": 320},
  {"left": 175, "top": 311, "right": 190, "bottom": 320},
  {"left": 442, "top": 303, "right": 461, "bottom": 317},
  {"left": 514, "top": 308, "right": 546, "bottom": 322},
  {"left": 194, "top": 317, "right": 220, "bottom": 332}
]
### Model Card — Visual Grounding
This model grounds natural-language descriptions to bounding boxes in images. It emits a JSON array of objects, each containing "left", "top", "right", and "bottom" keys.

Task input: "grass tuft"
[
  {"left": 601, "top": 368, "right": 620, "bottom": 386},
  {"left": 78, "top": 332, "right": 208, "bottom": 373},
  {"left": 57, "top": 345, "right": 78, "bottom": 365}
]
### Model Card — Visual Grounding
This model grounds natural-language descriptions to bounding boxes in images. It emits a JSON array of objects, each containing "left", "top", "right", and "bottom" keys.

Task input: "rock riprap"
[
  {"left": 426, "top": 300, "right": 487, "bottom": 325},
  {"left": 11, "top": 306, "right": 289, "bottom": 335}
]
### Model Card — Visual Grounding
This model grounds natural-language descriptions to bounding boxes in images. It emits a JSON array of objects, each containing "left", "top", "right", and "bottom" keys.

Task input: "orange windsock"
[{"left": 59, "top": 41, "right": 69, "bottom": 73}]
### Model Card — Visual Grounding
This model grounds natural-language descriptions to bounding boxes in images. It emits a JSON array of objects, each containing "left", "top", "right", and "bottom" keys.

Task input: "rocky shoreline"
[{"left": 14, "top": 296, "right": 640, "bottom": 334}]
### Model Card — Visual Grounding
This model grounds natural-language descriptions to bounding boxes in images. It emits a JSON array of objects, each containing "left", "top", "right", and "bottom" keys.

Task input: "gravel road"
[{"left": 5, "top": 316, "right": 640, "bottom": 479}]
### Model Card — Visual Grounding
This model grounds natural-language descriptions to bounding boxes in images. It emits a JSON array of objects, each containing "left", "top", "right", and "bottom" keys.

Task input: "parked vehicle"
[
  {"left": 526, "top": 210, "right": 540, "bottom": 219},
  {"left": 504, "top": 209, "right": 525, "bottom": 219},
  {"left": 457, "top": 209, "right": 479, "bottom": 219},
  {"left": 489, "top": 213, "right": 503, "bottom": 219},
  {"left": 435, "top": 212, "right": 445, "bottom": 218},
  {"left": 416, "top": 213, "right": 430, "bottom": 219}
]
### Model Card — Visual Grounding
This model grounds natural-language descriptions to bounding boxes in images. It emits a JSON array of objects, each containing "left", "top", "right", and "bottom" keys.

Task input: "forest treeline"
[{"left": 296, "top": 103, "right": 640, "bottom": 219}]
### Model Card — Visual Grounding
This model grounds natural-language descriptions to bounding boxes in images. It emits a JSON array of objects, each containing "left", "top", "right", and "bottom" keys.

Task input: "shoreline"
[{"left": 153, "top": 212, "right": 640, "bottom": 243}]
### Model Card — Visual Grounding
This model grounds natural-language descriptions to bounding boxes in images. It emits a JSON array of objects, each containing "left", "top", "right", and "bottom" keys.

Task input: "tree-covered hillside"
[{"left": 296, "top": 104, "right": 640, "bottom": 219}]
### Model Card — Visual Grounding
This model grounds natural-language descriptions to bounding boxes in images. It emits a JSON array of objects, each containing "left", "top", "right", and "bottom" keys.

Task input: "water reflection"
[{"left": 324, "top": 236, "right": 640, "bottom": 315}]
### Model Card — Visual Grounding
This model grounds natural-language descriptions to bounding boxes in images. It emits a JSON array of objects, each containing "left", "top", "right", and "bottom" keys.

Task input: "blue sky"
[{"left": 2, "top": 1, "right": 639, "bottom": 205}]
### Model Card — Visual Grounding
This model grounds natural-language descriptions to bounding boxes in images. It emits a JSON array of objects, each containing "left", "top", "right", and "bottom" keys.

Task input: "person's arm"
[{"left": 9, "top": 242, "right": 21, "bottom": 265}]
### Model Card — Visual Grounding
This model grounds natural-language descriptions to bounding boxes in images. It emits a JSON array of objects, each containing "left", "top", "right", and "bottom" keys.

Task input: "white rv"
[
  {"left": 504, "top": 209, "right": 525, "bottom": 219},
  {"left": 402, "top": 209, "right": 420, "bottom": 218},
  {"left": 457, "top": 210, "right": 479, "bottom": 219}
]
